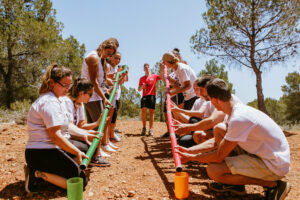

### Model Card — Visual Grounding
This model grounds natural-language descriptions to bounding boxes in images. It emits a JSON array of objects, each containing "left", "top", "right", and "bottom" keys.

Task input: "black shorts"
[
  {"left": 141, "top": 95, "right": 156, "bottom": 110},
  {"left": 163, "top": 93, "right": 185, "bottom": 113},
  {"left": 183, "top": 96, "right": 199, "bottom": 110},
  {"left": 25, "top": 148, "right": 88, "bottom": 188},
  {"left": 111, "top": 100, "right": 120, "bottom": 124}
]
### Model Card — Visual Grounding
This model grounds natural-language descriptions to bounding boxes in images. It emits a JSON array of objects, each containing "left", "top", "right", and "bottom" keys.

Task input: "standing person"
[
  {"left": 161, "top": 51, "right": 198, "bottom": 110},
  {"left": 107, "top": 52, "right": 128, "bottom": 142},
  {"left": 138, "top": 63, "right": 161, "bottom": 136},
  {"left": 81, "top": 38, "right": 118, "bottom": 165},
  {"left": 176, "top": 78, "right": 291, "bottom": 199},
  {"left": 25, "top": 64, "right": 89, "bottom": 193}
]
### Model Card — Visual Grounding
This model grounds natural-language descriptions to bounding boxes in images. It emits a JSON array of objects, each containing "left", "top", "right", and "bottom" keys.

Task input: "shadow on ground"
[
  {"left": 138, "top": 136, "right": 265, "bottom": 200},
  {"left": 0, "top": 181, "right": 66, "bottom": 200}
]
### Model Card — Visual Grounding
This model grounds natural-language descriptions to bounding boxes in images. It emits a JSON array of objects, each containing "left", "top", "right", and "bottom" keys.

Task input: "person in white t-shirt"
[
  {"left": 174, "top": 75, "right": 225, "bottom": 147},
  {"left": 160, "top": 51, "right": 198, "bottom": 110},
  {"left": 176, "top": 78, "right": 291, "bottom": 199},
  {"left": 81, "top": 38, "right": 118, "bottom": 164},
  {"left": 61, "top": 78, "right": 111, "bottom": 166},
  {"left": 25, "top": 64, "right": 93, "bottom": 193},
  {"left": 106, "top": 52, "right": 128, "bottom": 143}
]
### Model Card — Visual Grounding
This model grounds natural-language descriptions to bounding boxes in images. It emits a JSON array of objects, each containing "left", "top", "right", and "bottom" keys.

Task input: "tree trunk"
[{"left": 255, "top": 71, "right": 269, "bottom": 114}]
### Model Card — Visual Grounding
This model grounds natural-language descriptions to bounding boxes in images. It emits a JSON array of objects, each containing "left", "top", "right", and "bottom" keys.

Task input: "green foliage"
[
  {"left": 0, "top": 0, "right": 85, "bottom": 108},
  {"left": 281, "top": 71, "right": 300, "bottom": 123},
  {"left": 198, "top": 59, "right": 235, "bottom": 93},
  {"left": 247, "top": 98, "right": 286, "bottom": 124},
  {"left": 191, "top": 0, "right": 300, "bottom": 113},
  {"left": 119, "top": 85, "right": 141, "bottom": 118}
]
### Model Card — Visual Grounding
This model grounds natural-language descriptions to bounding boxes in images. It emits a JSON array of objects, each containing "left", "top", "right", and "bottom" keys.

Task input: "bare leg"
[
  {"left": 141, "top": 108, "right": 147, "bottom": 128},
  {"left": 149, "top": 109, "right": 154, "bottom": 130},
  {"left": 36, "top": 171, "right": 67, "bottom": 189},
  {"left": 206, "top": 162, "right": 277, "bottom": 187}
]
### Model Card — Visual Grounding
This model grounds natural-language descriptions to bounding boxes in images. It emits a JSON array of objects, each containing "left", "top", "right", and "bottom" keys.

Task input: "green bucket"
[{"left": 67, "top": 177, "right": 83, "bottom": 200}]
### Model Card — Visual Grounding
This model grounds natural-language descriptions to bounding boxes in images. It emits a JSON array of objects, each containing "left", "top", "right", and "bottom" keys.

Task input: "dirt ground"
[{"left": 0, "top": 120, "right": 299, "bottom": 200}]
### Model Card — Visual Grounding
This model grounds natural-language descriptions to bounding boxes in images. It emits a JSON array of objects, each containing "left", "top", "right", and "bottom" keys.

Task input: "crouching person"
[
  {"left": 176, "top": 78, "right": 291, "bottom": 200},
  {"left": 25, "top": 64, "right": 89, "bottom": 193}
]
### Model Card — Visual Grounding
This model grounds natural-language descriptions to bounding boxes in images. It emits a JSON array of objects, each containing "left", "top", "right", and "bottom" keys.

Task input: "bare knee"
[{"left": 206, "top": 163, "right": 227, "bottom": 182}]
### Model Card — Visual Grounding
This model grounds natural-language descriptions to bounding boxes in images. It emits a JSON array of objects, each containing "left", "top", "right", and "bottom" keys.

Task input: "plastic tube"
[
  {"left": 163, "top": 65, "right": 182, "bottom": 172},
  {"left": 80, "top": 65, "right": 128, "bottom": 169}
]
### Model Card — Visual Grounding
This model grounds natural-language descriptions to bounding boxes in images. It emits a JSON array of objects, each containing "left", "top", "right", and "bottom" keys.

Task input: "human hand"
[
  {"left": 103, "top": 98, "right": 112, "bottom": 107},
  {"left": 172, "top": 123, "right": 190, "bottom": 136},
  {"left": 175, "top": 150, "right": 197, "bottom": 164},
  {"left": 83, "top": 132, "right": 99, "bottom": 145},
  {"left": 75, "top": 151, "right": 89, "bottom": 164}
]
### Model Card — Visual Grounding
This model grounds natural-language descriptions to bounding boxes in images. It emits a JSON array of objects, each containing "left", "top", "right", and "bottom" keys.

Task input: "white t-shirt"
[
  {"left": 203, "top": 101, "right": 215, "bottom": 118},
  {"left": 191, "top": 97, "right": 206, "bottom": 111},
  {"left": 26, "top": 92, "right": 70, "bottom": 149},
  {"left": 225, "top": 103, "right": 290, "bottom": 176},
  {"left": 60, "top": 97, "right": 85, "bottom": 126},
  {"left": 107, "top": 63, "right": 119, "bottom": 107},
  {"left": 81, "top": 50, "right": 106, "bottom": 102},
  {"left": 173, "top": 63, "right": 196, "bottom": 101}
]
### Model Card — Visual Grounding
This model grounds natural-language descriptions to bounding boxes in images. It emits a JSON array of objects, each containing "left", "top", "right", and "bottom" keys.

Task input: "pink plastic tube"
[{"left": 163, "top": 65, "right": 182, "bottom": 172}]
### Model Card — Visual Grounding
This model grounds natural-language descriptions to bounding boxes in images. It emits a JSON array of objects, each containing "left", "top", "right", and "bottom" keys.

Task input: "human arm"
[
  {"left": 68, "top": 123, "right": 99, "bottom": 145},
  {"left": 169, "top": 80, "right": 191, "bottom": 96},
  {"left": 85, "top": 56, "right": 111, "bottom": 106},
  {"left": 172, "top": 106, "right": 205, "bottom": 119},
  {"left": 47, "top": 126, "right": 88, "bottom": 163},
  {"left": 176, "top": 138, "right": 237, "bottom": 164},
  {"left": 174, "top": 110, "right": 226, "bottom": 136}
]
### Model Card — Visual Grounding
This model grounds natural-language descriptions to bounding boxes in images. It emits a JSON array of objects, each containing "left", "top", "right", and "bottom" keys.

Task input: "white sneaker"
[
  {"left": 109, "top": 141, "right": 118, "bottom": 149},
  {"left": 100, "top": 148, "right": 111, "bottom": 157},
  {"left": 103, "top": 145, "right": 116, "bottom": 152},
  {"left": 112, "top": 134, "right": 121, "bottom": 142}
]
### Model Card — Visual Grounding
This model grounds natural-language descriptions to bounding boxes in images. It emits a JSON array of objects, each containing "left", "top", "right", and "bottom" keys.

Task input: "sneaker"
[
  {"left": 161, "top": 132, "right": 170, "bottom": 138},
  {"left": 209, "top": 182, "right": 246, "bottom": 196},
  {"left": 100, "top": 148, "right": 111, "bottom": 157},
  {"left": 148, "top": 130, "right": 153, "bottom": 136},
  {"left": 90, "top": 156, "right": 111, "bottom": 167},
  {"left": 103, "top": 145, "right": 117, "bottom": 152},
  {"left": 109, "top": 141, "right": 119, "bottom": 149},
  {"left": 24, "top": 165, "right": 39, "bottom": 193},
  {"left": 264, "top": 180, "right": 291, "bottom": 200},
  {"left": 114, "top": 128, "right": 122, "bottom": 133},
  {"left": 141, "top": 127, "right": 146, "bottom": 136},
  {"left": 111, "top": 134, "right": 121, "bottom": 142}
]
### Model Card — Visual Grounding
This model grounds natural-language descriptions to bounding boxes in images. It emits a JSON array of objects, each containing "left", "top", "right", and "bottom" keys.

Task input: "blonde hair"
[
  {"left": 162, "top": 52, "right": 179, "bottom": 64},
  {"left": 39, "top": 63, "right": 72, "bottom": 95}
]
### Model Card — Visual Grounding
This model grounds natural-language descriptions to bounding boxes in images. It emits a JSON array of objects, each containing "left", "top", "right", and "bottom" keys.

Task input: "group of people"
[
  {"left": 138, "top": 49, "right": 291, "bottom": 199},
  {"left": 24, "top": 38, "right": 291, "bottom": 199},
  {"left": 25, "top": 38, "right": 128, "bottom": 192}
]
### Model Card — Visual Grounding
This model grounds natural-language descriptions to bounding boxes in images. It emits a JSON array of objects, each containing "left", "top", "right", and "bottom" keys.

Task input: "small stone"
[
  {"left": 127, "top": 190, "right": 135, "bottom": 197},
  {"left": 88, "top": 191, "right": 94, "bottom": 197},
  {"left": 147, "top": 197, "right": 153, "bottom": 200},
  {"left": 7, "top": 157, "right": 14, "bottom": 161},
  {"left": 12, "top": 196, "right": 21, "bottom": 200},
  {"left": 122, "top": 180, "right": 126, "bottom": 183},
  {"left": 105, "top": 188, "right": 109, "bottom": 192}
]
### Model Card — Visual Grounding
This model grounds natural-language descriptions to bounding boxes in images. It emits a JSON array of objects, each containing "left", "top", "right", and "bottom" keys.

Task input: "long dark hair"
[{"left": 68, "top": 78, "right": 94, "bottom": 102}]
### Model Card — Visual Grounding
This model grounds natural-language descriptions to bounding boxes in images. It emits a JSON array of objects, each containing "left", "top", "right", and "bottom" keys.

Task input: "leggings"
[{"left": 25, "top": 148, "right": 88, "bottom": 188}]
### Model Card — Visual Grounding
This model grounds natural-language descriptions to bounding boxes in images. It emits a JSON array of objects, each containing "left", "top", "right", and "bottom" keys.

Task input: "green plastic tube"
[
  {"left": 80, "top": 65, "right": 128, "bottom": 169},
  {"left": 67, "top": 177, "right": 83, "bottom": 200}
]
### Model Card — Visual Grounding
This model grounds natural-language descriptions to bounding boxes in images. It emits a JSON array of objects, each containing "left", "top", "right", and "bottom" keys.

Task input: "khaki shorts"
[{"left": 225, "top": 154, "right": 283, "bottom": 181}]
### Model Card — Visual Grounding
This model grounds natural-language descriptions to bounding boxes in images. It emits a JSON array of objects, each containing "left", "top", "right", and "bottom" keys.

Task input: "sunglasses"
[{"left": 56, "top": 81, "right": 71, "bottom": 89}]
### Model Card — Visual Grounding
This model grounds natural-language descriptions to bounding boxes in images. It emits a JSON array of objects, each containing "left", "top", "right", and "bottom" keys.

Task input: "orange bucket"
[{"left": 174, "top": 172, "right": 189, "bottom": 199}]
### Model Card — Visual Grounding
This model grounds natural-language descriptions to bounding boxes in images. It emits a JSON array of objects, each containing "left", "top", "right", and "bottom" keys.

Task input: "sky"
[{"left": 52, "top": 0, "right": 299, "bottom": 104}]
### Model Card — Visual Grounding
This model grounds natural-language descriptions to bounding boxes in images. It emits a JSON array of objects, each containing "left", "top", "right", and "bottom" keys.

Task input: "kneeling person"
[{"left": 176, "top": 78, "right": 291, "bottom": 199}]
